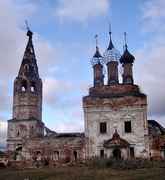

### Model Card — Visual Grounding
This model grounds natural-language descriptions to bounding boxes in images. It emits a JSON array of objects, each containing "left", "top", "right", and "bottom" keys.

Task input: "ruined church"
[{"left": 6, "top": 28, "right": 165, "bottom": 166}]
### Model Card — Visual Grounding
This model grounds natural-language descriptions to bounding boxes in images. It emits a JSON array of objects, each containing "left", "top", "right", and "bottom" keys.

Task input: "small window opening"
[
  {"left": 22, "top": 87, "right": 26, "bottom": 91},
  {"left": 73, "top": 151, "right": 77, "bottom": 161},
  {"left": 31, "top": 86, "right": 35, "bottom": 92},
  {"left": 24, "top": 64, "right": 29, "bottom": 72},
  {"left": 21, "top": 80, "right": 27, "bottom": 92},
  {"left": 100, "top": 149, "right": 104, "bottom": 158},
  {"left": 53, "top": 151, "right": 59, "bottom": 161},
  {"left": 30, "top": 82, "right": 36, "bottom": 92},
  {"left": 125, "top": 121, "right": 132, "bottom": 133},
  {"left": 36, "top": 151, "right": 42, "bottom": 161},
  {"left": 130, "top": 147, "right": 135, "bottom": 158},
  {"left": 100, "top": 122, "right": 107, "bottom": 134}
]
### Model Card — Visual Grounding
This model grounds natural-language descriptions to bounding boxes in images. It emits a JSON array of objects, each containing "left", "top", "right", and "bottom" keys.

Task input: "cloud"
[
  {"left": 0, "top": 120, "right": 7, "bottom": 149},
  {"left": 136, "top": 0, "right": 165, "bottom": 126},
  {"left": 55, "top": 0, "right": 110, "bottom": 23},
  {"left": 52, "top": 112, "right": 84, "bottom": 133},
  {"left": 0, "top": 1, "right": 58, "bottom": 108},
  {"left": 135, "top": 41, "right": 165, "bottom": 118},
  {"left": 43, "top": 78, "right": 74, "bottom": 107},
  {"left": 142, "top": 0, "right": 165, "bottom": 32}
]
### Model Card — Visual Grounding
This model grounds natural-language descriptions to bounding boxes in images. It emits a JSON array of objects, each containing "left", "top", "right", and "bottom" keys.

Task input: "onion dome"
[
  {"left": 120, "top": 45, "right": 135, "bottom": 64},
  {"left": 91, "top": 35, "right": 104, "bottom": 66},
  {"left": 103, "top": 31, "right": 121, "bottom": 64}
]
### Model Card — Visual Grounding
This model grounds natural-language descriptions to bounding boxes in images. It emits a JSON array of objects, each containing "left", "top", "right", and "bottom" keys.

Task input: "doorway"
[{"left": 113, "top": 148, "right": 121, "bottom": 160}]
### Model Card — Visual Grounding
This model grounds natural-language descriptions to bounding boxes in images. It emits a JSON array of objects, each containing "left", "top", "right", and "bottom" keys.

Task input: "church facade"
[{"left": 6, "top": 29, "right": 165, "bottom": 166}]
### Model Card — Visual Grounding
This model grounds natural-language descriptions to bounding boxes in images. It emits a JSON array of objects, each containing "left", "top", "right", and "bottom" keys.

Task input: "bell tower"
[
  {"left": 13, "top": 29, "right": 42, "bottom": 120},
  {"left": 7, "top": 29, "right": 44, "bottom": 152}
]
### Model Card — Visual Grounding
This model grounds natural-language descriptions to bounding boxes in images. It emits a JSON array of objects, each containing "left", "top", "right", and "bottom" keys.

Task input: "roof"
[
  {"left": 91, "top": 46, "right": 103, "bottom": 66},
  {"left": 148, "top": 120, "right": 165, "bottom": 136},
  {"left": 55, "top": 133, "right": 85, "bottom": 138},
  {"left": 45, "top": 132, "right": 85, "bottom": 138},
  {"left": 18, "top": 30, "right": 39, "bottom": 79},
  {"left": 120, "top": 46, "right": 135, "bottom": 64},
  {"left": 104, "top": 130, "right": 129, "bottom": 148},
  {"left": 103, "top": 32, "right": 121, "bottom": 63}
]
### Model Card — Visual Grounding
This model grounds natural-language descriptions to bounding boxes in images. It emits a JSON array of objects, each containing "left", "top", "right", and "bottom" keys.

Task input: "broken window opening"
[
  {"left": 53, "top": 151, "right": 60, "bottom": 161},
  {"left": 130, "top": 147, "right": 135, "bottom": 158},
  {"left": 100, "top": 149, "right": 104, "bottom": 158},
  {"left": 125, "top": 121, "right": 132, "bottom": 133},
  {"left": 100, "top": 122, "right": 107, "bottom": 134}
]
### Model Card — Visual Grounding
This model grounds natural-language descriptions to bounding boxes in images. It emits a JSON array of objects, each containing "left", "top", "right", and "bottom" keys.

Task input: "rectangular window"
[
  {"left": 125, "top": 121, "right": 132, "bottom": 133},
  {"left": 100, "top": 149, "right": 104, "bottom": 158},
  {"left": 100, "top": 122, "right": 107, "bottom": 134},
  {"left": 130, "top": 147, "right": 135, "bottom": 158}
]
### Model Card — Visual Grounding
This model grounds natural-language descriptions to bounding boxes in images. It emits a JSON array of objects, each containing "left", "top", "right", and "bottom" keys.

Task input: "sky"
[{"left": 0, "top": 0, "right": 165, "bottom": 147}]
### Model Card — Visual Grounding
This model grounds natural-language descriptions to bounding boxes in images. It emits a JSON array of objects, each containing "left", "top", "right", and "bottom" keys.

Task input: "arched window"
[
  {"left": 30, "top": 82, "right": 36, "bottom": 92},
  {"left": 21, "top": 80, "right": 27, "bottom": 92},
  {"left": 15, "top": 146, "right": 22, "bottom": 161},
  {"left": 53, "top": 151, "right": 60, "bottom": 161},
  {"left": 36, "top": 151, "right": 42, "bottom": 161},
  {"left": 31, "top": 86, "right": 35, "bottom": 92},
  {"left": 24, "top": 64, "right": 29, "bottom": 72}
]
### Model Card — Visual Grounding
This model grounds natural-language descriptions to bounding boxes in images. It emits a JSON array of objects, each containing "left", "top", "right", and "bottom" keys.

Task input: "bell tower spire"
[{"left": 18, "top": 24, "right": 39, "bottom": 79}]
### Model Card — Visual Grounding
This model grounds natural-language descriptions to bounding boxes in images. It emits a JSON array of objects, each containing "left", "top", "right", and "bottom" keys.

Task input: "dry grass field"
[{"left": 0, "top": 166, "right": 165, "bottom": 180}]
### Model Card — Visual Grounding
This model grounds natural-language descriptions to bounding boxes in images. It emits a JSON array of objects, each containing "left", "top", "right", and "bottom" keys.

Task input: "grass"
[{"left": 0, "top": 166, "right": 165, "bottom": 180}]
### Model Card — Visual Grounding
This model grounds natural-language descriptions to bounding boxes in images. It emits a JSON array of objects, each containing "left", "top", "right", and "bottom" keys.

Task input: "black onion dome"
[
  {"left": 120, "top": 46, "right": 135, "bottom": 64},
  {"left": 107, "top": 32, "right": 114, "bottom": 50}
]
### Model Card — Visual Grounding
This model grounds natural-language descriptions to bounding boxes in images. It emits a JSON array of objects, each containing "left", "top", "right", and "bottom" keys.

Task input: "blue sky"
[{"left": 0, "top": 0, "right": 165, "bottom": 146}]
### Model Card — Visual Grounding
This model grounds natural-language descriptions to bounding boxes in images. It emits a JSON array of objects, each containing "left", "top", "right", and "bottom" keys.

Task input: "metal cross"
[
  {"left": 25, "top": 20, "right": 30, "bottom": 31},
  {"left": 95, "top": 34, "right": 98, "bottom": 47}
]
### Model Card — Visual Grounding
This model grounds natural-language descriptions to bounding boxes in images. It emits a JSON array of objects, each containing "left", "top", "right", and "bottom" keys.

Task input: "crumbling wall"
[{"left": 16, "top": 135, "right": 86, "bottom": 167}]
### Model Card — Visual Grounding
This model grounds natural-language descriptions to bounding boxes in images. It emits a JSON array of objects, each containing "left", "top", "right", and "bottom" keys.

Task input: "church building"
[{"left": 6, "top": 28, "right": 165, "bottom": 166}]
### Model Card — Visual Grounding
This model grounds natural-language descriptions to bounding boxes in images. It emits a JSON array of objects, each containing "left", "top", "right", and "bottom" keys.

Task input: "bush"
[{"left": 86, "top": 158, "right": 165, "bottom": 170}]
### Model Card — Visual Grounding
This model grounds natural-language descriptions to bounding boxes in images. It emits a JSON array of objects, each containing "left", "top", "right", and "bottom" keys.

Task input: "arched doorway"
[
  {"left": 14, "top": 146, "right": 22, "bottom": 161},
  {"left": 113, "top": 148, "right": 121, "bottom": 160}
]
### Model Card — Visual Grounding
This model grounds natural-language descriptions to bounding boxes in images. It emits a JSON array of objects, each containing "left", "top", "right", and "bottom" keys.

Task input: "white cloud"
[
  {"left": 53, "top": 117, "right": 84, "bottom": 133},
  {"left": 55, "top": 0, "right": 110, "bottom": 23}
]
